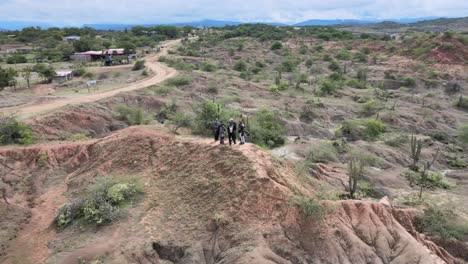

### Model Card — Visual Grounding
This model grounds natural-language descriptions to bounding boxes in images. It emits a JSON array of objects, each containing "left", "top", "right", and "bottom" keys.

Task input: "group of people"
[{"left": 213, "top": 117, "right": 246, "bottom": 146}]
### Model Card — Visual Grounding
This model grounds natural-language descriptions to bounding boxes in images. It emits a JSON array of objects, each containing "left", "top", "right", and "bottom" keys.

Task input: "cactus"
[
  {"left": 410, "top": 134, "right": 423, "bottom": 171},
  {"left": 348, "top": 158, "right": 364, "bottom": 199}
]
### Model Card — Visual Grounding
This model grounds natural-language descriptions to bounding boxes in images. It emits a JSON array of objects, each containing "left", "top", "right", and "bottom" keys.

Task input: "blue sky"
[{"left": 0, "top": 0, "right": 467, "bottom": 25}]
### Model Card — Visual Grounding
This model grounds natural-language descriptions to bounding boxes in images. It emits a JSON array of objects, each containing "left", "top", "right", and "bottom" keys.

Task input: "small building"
[
  {"left": 70, "top": 51, "right": 102, "bottom": 62},
  {"left": 64, "top": 35, "right": 81, "bottom": 42},
  {"left": 54, "top": 70, "right": 73, "bottom": 83},
  {"left": 70, "top": 48, "right": 135, "bottom": 63}
]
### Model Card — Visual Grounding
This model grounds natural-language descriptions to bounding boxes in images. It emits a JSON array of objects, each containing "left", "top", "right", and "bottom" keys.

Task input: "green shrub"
[
  {"left": 361, "top": 47, "right": 371, "bottom": 55},
  {"left": 132, "top": 60, "right": 146, "bottom": 71},
  {"left": 306, "top": 142, "right": 338, "bottom": 163},
  {"left": 323, "top": 54, "right": 332, "bottom": 61},
  {"left": 418, "top": 205, "right": 468, "bottom": 240},
  {"left": 404, "top": 170, "right": 452, "bottom": 190},
  {"left": 69, "top": 133, "right": 90, "bottom": 142},
  {"left": 403, "top": 77, "right": 416, "bottom": 87},
  {"left": 336, "top": 50, "right": 351, "bottom": 60},
  {"left": 281, "top": 57, "right": 299, "bottom": 72},
  {"left": 192, "top": 101, "right": 238, "bottom": 136},
  {"left": 54, "top": 198, "right": 85, "bottom": 229},
  {"left": 365, "top": 119, "right": 387, "bottom": 139},
  {"left": 328, "top": 60, "right": 341, "bottom": 72},
  {"left": 151, "top": 85, "right": 173, "bottom": 96},
  {"left": 361, "top": 99, "right": 380, "bottom": 116},
  {"left": 455, "top": 96, "right": 468, "bottom": 110},
  {"left": 457, "top": 125, "right": 468, "bottom": 145},
  {"left": 347, "top": 79, "right": 367, "bottom": 89},
  {"left": 6, "top": 54, "right": 27, "bottom": 64},
  {"left": 249, "top": 108, "right": 285, "bottom": 148},
  {"left": 54, "top": 178, "right": 142, "bottom": 229},
  {"left": 233, "top": 60, "right": 247, "bottom": 71},
  {"left": 384, "top": 133, "right": 409, "bottom": 147},
  {"left": 201, "top": 62, "right": 217, "bottom": 72},
  {"left": 354, "top": 52, "right": 367, "bottom": 62},
  {"left": 319, "top": 78, "right": 341, "bottom": 95},
  {"left": 0, "top": 116, "right": 33, "bottom": 145},
  {"left": 116, "top": 105, "right": 153, "bottom": 125},
  {"left": 72, "top": 68, "right": 87, "bottom": 77},
  {"left": 291, "top": 196, "right": 326, "bottom": 219},
  {"left": 160, "top": 57, "right": 195, "bottom": 71},
  {"left": 165, "top": 76, "right": 192, "bottom": 87},
  {"left": 271, "top": 41, "right": 283, "bottom": 50},
  {"left": 336, "top": 119, "right": 386, "bottom": 141},
  {"left": 168, "top": 111, "right": 192, "bottom": 134}
]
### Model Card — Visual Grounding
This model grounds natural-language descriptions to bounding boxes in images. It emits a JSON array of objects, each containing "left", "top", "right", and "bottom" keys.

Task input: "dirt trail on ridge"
[{"left": 1, "top": 39, "right": 181, "bottom": 120}]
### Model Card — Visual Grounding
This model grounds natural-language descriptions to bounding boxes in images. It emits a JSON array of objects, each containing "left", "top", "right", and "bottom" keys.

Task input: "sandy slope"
[{"left": 1, "top": 39, "right": 180, "bottom": 120}]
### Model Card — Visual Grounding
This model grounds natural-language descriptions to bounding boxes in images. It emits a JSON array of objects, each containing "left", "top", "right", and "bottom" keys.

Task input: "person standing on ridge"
[
  {"left": 213, "top": 118, "right": 220, "bottom": 141},
  {"left": 238, "top": 118, "right": 246, "bottom": 145},
  {"left": 227, "top": 118, "right": 237, "bottom": 146},
  {"left": 218, "top": 121, "right": 226, "bottom": 145}
]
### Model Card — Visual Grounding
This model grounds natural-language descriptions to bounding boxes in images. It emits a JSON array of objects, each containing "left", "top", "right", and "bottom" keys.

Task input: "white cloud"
[{"left": 0, "top": 0, "right": 466, "bottom": 25}]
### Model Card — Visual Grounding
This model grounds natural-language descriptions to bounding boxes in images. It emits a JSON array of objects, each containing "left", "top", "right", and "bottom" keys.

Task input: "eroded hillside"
[{"left": 0, "top": 127, "right": 462, "bottom": 264}]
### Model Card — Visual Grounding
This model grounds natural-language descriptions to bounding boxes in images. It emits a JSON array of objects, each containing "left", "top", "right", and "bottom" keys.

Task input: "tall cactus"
[{"left": 410, "top": 134, "right": 423, "bottom": 171}]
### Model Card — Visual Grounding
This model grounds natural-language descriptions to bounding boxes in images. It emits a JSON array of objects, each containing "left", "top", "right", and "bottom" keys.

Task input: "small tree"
[
  {"left": 271, "top": 41, "right": 283, "bottom": 50},
  {"left": 22, "top": 66, "right": 33, "bottom": 89},
  {"left": 348, "top": 158, "right": 364, "bottom": 199},
  {"left": 0, "top": 67, "right": 18, "bottom": 91},
  {"left": 295, "top": 72, "right": 309, "bottom": 89},
  {"left": 169, "top": 112, "right": 192, "bottom": 134},
  {"left": 410, "top": 134, "right": 423, "bottom": 171}
]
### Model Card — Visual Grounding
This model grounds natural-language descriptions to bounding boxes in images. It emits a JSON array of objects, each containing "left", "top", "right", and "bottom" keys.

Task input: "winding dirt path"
[{"left": 1, "top": 39, "right": 181, "bottom": 120}]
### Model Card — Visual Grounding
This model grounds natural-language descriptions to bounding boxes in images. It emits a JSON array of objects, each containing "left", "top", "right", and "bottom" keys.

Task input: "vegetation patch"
[
  {"left": 417, "top": 205, "right": 468, "bottom": 240},
  {"left": 115, "top": 105, "right": 153, "bottom": 125},
  {"left": 291, "top": 196, "right": 326, "bottom": 220},
  {"left": 54, "top": 177, "right": 142, "bottom": 229},
  {"left": 0, "top": 115, "right": 33, "bottom": 145},
  {"left": 336, "top": 119, "right": 386, "bottom": 141}
]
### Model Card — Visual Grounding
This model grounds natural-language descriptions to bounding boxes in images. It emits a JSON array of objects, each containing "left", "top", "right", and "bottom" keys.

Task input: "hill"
[
  {"left": 0, "top": 127, "right": 461, "bottom": 263},
  {"left": 338, "top": 16, "right": 468, "bottom": 33}
]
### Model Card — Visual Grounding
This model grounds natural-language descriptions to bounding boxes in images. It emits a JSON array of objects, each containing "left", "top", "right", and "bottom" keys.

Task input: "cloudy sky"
[{"left": 0, "top": 0, "right": 467, "bottom": 25}]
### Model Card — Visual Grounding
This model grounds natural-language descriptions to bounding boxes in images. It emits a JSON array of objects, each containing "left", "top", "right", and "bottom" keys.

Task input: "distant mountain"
[
  {"left": 294, "top": 19, "right": 377, "bottom": 26},
  {"left": 169, "top": 19, "right": 242, "bottom": 27},
  {"left": 338, "top": 17, "right": 468, "bottom": 32},
  {"left": 293, "top": 17, "right": 443, "bottom": 26},
  {"left": 1, "top": 17, "right": 465, "bottom": 30},
  {"left": 83, "top": 24, "right": 132, "bottom": 30}
]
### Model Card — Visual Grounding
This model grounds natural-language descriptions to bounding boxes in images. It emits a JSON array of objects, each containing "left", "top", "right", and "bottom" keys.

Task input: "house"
[
  {"left": 70, "top": 49, "right": 135, "bottom": 63},
  {"left": 70, "top": 51, "right": 102, "bottom": 62},
  {"left": 53, "top": 70, "right": 73, "bottom": 83},
  {"left": 64, "top": 35, "right": 81, "bottom": 42}
]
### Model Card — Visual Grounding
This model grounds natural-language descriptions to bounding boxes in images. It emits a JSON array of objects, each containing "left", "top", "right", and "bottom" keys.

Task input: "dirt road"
[{"left": 1, "top": 39, "right": 181, "bottom": 120}]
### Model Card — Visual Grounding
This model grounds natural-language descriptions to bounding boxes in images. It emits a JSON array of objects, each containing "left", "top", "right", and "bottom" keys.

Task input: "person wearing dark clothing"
[
  {"left": 213, "top": 119, "right": 220, "bottom": 141},
  {"left": 218, "top": 122, "right": 226, "bottom": 145},
  {"left": 227, "top": 118, "right": 237, "bottom": 146},
  {"left": 238, "top": 120, "right": 246, "bottom": 145}
]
